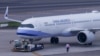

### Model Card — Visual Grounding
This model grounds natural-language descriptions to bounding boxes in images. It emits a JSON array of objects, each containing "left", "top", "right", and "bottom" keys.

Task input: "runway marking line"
[{"left": 33, "top": 52, "right": 42, "bottom": 56}]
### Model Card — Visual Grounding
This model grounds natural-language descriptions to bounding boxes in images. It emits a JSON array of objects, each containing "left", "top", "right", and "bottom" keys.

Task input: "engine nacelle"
[{"left": 77, "top": 31, "right": 95, "bottom": 44}]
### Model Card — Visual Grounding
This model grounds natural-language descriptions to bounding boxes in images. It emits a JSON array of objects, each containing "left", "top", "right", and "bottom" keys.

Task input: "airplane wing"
[
  {"left": 69, "top": 28, "right": 100, "bottom": 33},
  {"left": 4, "top": 6, "right": 22, "bottom": 23}
]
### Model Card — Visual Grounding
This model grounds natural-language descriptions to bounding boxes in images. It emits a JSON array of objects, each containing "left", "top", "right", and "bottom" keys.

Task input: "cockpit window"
[{"left": 20, "top": 24, "right": 34, "bottom": 28}]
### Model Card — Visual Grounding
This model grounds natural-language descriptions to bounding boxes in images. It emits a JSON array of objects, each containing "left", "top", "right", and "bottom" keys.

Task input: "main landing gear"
[{"left": 50, "top": 37, "right": 59, "bottom": 44}]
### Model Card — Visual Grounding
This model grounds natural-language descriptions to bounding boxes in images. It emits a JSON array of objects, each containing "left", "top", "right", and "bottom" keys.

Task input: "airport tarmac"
[
  {"left": 1, "top": 2, "right": 100, "bottom": 56},
  {"left": 0, "top": 29, "right": 100, "bottom": 56}
]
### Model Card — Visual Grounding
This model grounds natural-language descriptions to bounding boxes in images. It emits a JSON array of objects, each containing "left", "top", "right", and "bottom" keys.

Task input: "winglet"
[
  {"left": 4, "top": 6, "right": 8, "bottom": 19},
  {"left": 4, "top": 6, "right": 22, "bottom": 23}
]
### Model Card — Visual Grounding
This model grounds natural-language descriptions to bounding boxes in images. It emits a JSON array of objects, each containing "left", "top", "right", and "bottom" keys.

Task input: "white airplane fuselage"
[
  {"left": 17, "top": 12, "right": 100, "bottom": 38},
  {"left": 4, "top": 7, "right": 100, "bottom": 45}
]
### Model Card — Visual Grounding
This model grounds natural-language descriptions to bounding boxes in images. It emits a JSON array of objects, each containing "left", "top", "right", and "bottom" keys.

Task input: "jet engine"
[{"left": 77, "top": 31, "right": 95, "bottom": 44}]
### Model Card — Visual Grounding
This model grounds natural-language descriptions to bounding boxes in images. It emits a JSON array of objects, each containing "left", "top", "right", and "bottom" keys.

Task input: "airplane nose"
[
  {"left": 17, "top": 29, "right": 50, "bottom": 36},
  {"left": 17, "top": 29, "right": 39, "bottom": 36}
]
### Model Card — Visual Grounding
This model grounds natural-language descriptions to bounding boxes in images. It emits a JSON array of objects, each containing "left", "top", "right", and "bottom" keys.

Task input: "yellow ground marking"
[{"left": 33, "top": 52, "right": 42, "bottom": 56}]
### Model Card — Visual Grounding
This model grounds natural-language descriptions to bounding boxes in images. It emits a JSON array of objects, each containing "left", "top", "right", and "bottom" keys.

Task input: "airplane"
[{"left": 4, "top": 6, "right": 100, "bottom": 45}]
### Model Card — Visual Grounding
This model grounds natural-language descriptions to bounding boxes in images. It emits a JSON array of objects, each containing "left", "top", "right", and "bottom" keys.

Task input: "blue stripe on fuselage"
[{"left": 17, "top": 29, "right": 51, "bottom": 36}]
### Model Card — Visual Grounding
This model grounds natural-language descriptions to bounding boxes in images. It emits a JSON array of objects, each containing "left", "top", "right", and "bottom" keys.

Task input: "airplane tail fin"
[{"left": 4, "top": 6, "right": 22, "bottom": 23}]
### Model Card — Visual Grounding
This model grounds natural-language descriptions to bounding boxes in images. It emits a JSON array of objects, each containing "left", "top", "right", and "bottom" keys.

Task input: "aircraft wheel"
[
  {"left": 50, "top": 37, "right": 59, "bottom": 44},
  {"left": 50, "top": 37, "right": 55, "bottom": 44},
  {"left": 55, "top": 38, "right": 59, "bottom": 44}
]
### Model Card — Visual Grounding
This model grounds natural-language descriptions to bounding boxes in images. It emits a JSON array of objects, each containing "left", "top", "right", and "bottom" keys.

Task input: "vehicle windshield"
[{"left": 20, "top": 24, "right": 34, "bottom": 28}]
